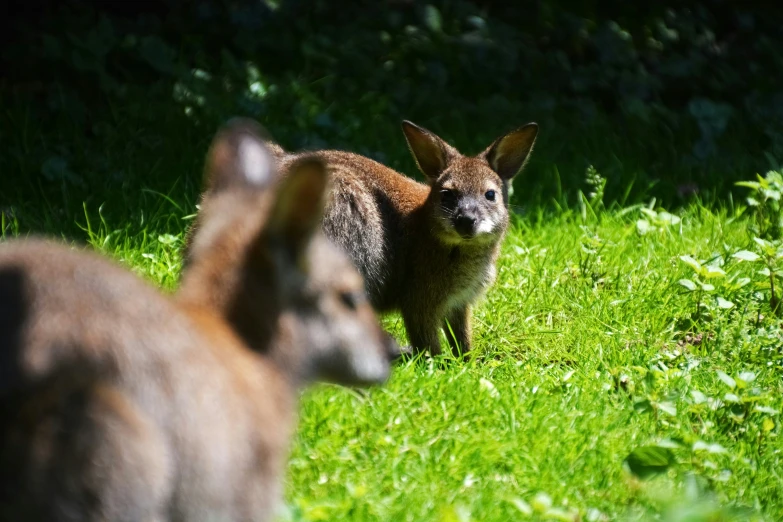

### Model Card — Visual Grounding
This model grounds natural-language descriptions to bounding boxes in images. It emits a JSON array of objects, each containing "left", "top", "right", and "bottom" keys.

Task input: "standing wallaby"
[
  {"left": 0, "top": 119, "right": 394, "bottom": 522},
  {"left": 276, "top": 121, "right": 538, "bottom": 356}
]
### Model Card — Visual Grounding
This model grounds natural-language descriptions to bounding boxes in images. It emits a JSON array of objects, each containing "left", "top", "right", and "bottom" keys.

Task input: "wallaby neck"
[
  {"left": 177, "top": 258, "right": 317, "bottom": 392},
  {"left": 177, "top": 289, "right": 307, "bottom": 395},
  {"left": 177, "top": 253, "right": 274, "bottom": 349}
]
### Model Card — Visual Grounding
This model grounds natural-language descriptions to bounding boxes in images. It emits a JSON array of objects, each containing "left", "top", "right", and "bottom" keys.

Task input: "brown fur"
[
  {"left": 0, "top": 119, "right": 394, "bottom": 521},
  {"left": 277, "top": 120, "right": 538, "bottom": 356}
]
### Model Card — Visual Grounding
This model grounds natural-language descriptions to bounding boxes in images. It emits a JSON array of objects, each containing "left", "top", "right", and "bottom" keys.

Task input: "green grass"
[
  {"left": 3, "top": 98, "right": 782, "bottom": 520},
  {"left": 3, "top": 6, "right": 782, "bottom": 518},
  {"left": 285, "top": 204, "right": 782, "bottom": 522},
  {"left": 6, "top": 189, "right": 782, "bottom": 521}
]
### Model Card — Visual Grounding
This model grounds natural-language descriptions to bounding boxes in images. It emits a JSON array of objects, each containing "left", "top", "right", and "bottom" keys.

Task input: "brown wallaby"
[
  {"left": 275, "top": 120, "right": 538, "bottom": 357},
  {"left": 0, "top": 119, "right": 394, "bottom": 522}
]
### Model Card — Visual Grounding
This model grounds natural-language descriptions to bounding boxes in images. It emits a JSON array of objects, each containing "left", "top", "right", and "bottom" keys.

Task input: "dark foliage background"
[{"left": 2, "top": 0, "right": 783, "bottom": 234}]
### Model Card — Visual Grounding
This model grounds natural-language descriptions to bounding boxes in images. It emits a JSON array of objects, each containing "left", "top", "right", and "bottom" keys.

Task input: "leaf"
[
  {"left": 691, "top": 390, "right": 709, "bottom": 404},
  {"left": 618, "top": 204, "right": 644, "bottom": 217},
  {"left": 754, "top": 237, "right": 775, "bottom": 255},
  {"left": 692, "top": 441, "right": 727, "bottom": 454},
  {"left": 633, "top": 399, "right": 652, "bottom": 414},
  {"left": 585, "top": 509, "right": 607, "bottom": 522},
  {"left": 753, "top": 237, "right": 772, "bottom": 248},
  {"left": 724, "top": 393, "right": 741, "bottom": 403},
  {"left": 755, "top": 405, "right": 779, "bottom": 414},
  {"left": 732, "top": 250, "right": 760, "bottom": 262},
  {"left": 765, "top": 188, "right": 782, "bottom": 201},
  {"left": 655, "top": 439, "right": 683, "bottom": 449},
  {"left": 303, "top": 505, "right": 332, "bottom": 521},
  {"left": 698, "top": 282, "right": 715, "bottom": 292},
  {"left": 678, "top": 279, "right": 696, "bottom": 292},
  {"left": 656, "top": 211, "right": 681, "bottom": 225},
  {"left": 636, "top": 219, "right": 651, "bottom": 235},
  {"left": 423, "top": 4, "right": 443, "bottom": 32},
  {"left": 157, "top": 234, "right": 179, "bottom": 246},
  {"left": 544, "top": 507, "right": 579, "bottom": 521},
  {"left": 656, "top": 401, "right": 678, "bottom": 416},
  {"left": 716, "top": 297, "right": 734, "bottom": 309},
  {"left": 625, "top": 445, "right": 675, "bottom": 479},
  {"left": 437, "top": 504, "right": 471, "bottom": 522},
  {"left": 763, "top": 418, "right": 775, "bottom": 432},
  {"left": 139, "top": 35, "right": 178, "bottom": 75},
  {"left": 679, "top": 279, "right": 697, "bottom": 291},
  {"left": 479, "top": 378, "right": 499, "bottom": 398},
  {"left": 640, "top": 207, "right": 657, "bottom": 219},
  {"left": 736, "top": 371, "right": 756, "bottom": 386},
  {"left": 531, "top": 492, "right": 552, "bottom": 512},
  {"left": 509, "top": 498, "right": 532, "bottom": 516},
  {"left": 702, "top": 266, "right": 726, "bottom": 279},
  {"left": 679, "top": 255, "right": 703, "bottom": 273},
  {"left": 716, "top": 371, "right": 736, "bottom": 389}
]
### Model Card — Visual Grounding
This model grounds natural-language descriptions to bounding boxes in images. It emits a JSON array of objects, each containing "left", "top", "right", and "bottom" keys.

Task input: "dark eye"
[
  {"left": 485, "top": 190, "right": 496, "bottom": 201},
  {"left": 339, "top": 291, "right": 364, "bottom": 310},
  {"left": 440, "top": 189, "right": 457, "bottom": 207}
]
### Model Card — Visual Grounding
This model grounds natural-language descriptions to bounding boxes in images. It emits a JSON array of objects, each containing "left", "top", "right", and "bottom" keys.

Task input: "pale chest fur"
[
  {"left": 416, "top": 240, "right": 501, "bottom": 315},
  {"left": 447, "top": 256, "right": 497, "bottom": 311}
]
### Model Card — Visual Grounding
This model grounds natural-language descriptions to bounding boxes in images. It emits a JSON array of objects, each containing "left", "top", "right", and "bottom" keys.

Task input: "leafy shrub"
[{"left": 2, "top": 0, "right": 783, "bottom": 229}]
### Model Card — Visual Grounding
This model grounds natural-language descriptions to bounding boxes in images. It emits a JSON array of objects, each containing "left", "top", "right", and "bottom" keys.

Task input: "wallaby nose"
[
  {"left": 453, "top": 213, "right": 477, "bottom": 236},
  {"left": 384, "top": 332, "right": 402, "bottom": 361}
]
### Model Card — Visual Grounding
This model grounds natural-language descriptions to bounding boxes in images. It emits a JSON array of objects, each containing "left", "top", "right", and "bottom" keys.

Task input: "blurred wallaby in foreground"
[
  {"left": 0, "top": 119, "right": 394, "bottom": 521},
  {"left": 276, "top": 121, "right": 538, "bottom": 356}
]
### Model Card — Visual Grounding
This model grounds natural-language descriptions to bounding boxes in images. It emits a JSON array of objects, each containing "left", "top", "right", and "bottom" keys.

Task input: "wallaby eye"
[
  {"left": 339, "top": 290, "right": 364, "bottom": 310},
  {"left": 440, "top": 189, "right": 457, "bottom": 208},
  {"left": 485, "top": 190, "right": 496, "bottom": 201}
]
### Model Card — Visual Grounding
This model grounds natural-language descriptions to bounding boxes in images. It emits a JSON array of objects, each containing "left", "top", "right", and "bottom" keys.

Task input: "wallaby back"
[
  {"left": 182, "top": 119, "right": 398, "bottom": 383},
  {"left": 277, "top": 121, "right": 538, "bottom": 356},
  {"left": 0, "top": 119, "right": 393, "bottom": 521}
]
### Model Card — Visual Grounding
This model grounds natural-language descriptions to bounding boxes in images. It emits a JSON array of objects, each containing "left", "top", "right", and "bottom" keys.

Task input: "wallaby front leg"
[
  {"left": 402, "top": 311, "right": 442, "bottom": 356},
  {"left": 444, "top": 305, "right": 472, "bottom": 357}
]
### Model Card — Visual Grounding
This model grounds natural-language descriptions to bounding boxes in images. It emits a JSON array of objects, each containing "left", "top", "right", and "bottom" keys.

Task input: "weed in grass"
[
  {"left": 737, "top": 170, "right": 783, "bottom": 241},
  {"left": 282, "top": 199, "right": 783, "bottom": 521},
  {"left": 4, "top": 140, "right": 783, "bottom": 521}
]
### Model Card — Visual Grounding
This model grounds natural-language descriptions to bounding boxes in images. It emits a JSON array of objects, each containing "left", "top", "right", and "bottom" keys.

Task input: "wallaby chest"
[{"left": 409, "top": 240, "right": 498, "bottom": 312}]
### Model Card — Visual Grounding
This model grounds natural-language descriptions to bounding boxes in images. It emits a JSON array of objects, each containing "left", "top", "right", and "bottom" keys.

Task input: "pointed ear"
[
  {"left": 204, "top": 117, "right": 276, "bottom": 192},
  {"left": 402, "top": 120, "right": 451, "bottom": 180},
  {"left": 266, "top": 156, "right": 329, "bottom": 265},
  {"left": 484, "top": 123, "right": 539, "bottom": 180}
]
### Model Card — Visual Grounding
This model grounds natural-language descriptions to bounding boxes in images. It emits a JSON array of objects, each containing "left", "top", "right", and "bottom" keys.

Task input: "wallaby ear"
[
  {"left": 266, "top": 156, "right": 329, "bottom": 265},
  {"left": 402, "top": 120, "right": 451, "bottom": 180},
  {"left": 484, "top": 123, "right": 539, "bottom": 180},
  {"left": 204, "top": 117, "right": 276, "bottom": 192}
]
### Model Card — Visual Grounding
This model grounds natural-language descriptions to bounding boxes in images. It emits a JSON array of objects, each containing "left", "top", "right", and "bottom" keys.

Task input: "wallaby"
[
  {"left": 0, "top": 119, "right": 394, "bottom": 522},
  {"left": 275, "top": 120, "right": 538, "bottom": 356}
]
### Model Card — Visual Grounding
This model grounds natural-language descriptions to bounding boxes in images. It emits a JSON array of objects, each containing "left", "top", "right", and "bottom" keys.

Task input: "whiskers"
[
  {"left": 507, "top": 203, "right": 528, "bottom": 216},
  {"left": 439, "top": 205, "right": 457, "bottom": 217}
]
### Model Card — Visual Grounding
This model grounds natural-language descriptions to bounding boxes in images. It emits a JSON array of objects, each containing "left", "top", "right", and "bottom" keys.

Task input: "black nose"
[{"left": 454, "top": 214, "right": 477, "bottom": 235}]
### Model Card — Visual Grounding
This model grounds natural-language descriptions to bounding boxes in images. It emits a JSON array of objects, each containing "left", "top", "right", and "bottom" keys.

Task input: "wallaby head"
[
  {"left": 181, "top": 118, "right": 393, "bottom": 386},
  {"left": 402, "top": 120, "right": 538, "bottom": 246}
]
